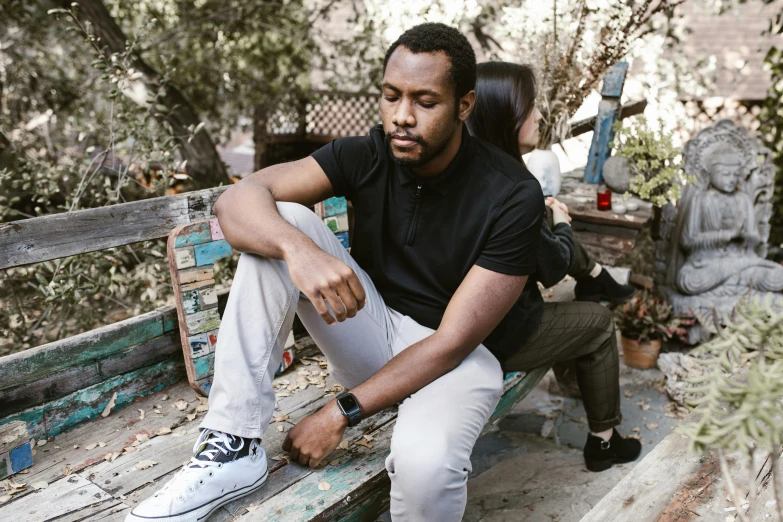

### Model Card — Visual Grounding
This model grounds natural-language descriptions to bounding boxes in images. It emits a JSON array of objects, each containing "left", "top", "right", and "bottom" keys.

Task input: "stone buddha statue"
[{"left": 655, "top": 120, "right": 783, "bottom": 341}]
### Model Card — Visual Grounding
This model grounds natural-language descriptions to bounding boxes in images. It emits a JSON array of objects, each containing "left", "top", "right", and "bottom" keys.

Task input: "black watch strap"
[{"left": 336, "top": 392, "right": 362, "bottom": 427}]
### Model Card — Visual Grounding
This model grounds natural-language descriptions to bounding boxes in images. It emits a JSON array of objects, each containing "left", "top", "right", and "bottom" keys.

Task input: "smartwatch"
[{"left": 336, "top": 392, "right": 362, "bottom": 427}]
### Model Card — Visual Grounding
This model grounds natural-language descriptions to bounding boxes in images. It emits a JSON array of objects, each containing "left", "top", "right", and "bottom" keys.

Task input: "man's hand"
[
  {"left": 284, "top": 242, "right": 366, "bottom": 324},
  {"left": 282, "top": 401, "right": 348, "bottom": 468}
]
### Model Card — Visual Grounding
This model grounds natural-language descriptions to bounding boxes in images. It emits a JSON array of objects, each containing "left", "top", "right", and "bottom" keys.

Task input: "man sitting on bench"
[{"left": 127, "top": 23, "right": 640, "bottom": 522}]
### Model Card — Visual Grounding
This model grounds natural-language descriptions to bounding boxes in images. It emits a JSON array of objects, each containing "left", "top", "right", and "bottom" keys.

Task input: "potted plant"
[{"left": 614, "top": 291, "right": 684, "bottom": 369}]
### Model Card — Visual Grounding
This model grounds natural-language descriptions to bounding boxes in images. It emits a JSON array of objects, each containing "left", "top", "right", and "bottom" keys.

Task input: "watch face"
[{"left": 339, "top": 394, "right": 359, "bottom": 412}]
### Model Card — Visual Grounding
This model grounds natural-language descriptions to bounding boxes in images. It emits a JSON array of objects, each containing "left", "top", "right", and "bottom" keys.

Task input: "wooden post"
[{"left": 584, "top": 62, "right": 629, "bottom": 184}]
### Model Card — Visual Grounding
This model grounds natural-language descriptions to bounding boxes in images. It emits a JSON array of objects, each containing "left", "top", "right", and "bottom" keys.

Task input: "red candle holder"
[{"left": 596, "top": 186, "right": 612, "bottom": 211}]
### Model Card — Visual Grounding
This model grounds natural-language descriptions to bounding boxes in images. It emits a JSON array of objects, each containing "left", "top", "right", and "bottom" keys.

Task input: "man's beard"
[{"left": 386, "top": 129, "right": 452, "bottom": 168}]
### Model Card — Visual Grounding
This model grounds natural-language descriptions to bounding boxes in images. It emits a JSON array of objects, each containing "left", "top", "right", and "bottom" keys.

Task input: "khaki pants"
[
  {"left": 202, "top": 202, "right": 622, "bottom": 521},
  {"left": 202, "top": 203, "right": 504, "bottom": 522}
]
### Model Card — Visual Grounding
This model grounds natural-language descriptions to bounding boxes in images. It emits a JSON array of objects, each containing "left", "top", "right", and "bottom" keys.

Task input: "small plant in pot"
[{"left": 614, "top": 291, "right": 685, "bottom": 369}]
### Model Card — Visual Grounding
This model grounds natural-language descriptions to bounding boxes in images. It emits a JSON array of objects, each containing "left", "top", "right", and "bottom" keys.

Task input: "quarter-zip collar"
[{"left": 393, "top": 124, "right": 473, "bottom": 195}]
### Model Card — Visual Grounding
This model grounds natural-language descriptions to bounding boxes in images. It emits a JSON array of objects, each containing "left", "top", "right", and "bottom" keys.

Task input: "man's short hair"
[{"left": 383, "top": 23, "right": 477, "bottom": 101}]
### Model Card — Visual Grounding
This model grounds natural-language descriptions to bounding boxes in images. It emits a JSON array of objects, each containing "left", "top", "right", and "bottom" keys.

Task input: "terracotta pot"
[{"left": 621, "top": 335, "right": 662, "bottom": 369}]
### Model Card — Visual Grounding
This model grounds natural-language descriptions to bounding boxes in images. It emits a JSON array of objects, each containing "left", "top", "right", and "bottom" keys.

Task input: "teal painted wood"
[
  {"left": 174, "top": 222, "right": 212, "bottom": 248},
  {"left": 584, "top": 62, "right": 628, "bottom": 184},
  {"left": 0, "top": 308, "right": 170, "bottom": 393},
  {"left": 482, "top": 366, "right": 550, "bottom": 435},
  {"left": 600, "top": 62, "right": 629, "bottom": 97},
  {"left": 194, "top": 240, "right": 232, "bottom": 266},
  {"left": 193, "top": 353, "right": 215, "bottom": 380},
  {"left": 0, "top": 359, "right": 184, "bottom": 438},
  {"left": 323, "top": 197, "right": 347, "bottom": 217}
]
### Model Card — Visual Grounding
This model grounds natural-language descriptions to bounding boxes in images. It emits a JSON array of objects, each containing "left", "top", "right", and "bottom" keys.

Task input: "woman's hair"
[{"left": 466, "top": 61, "right": 537, "bottom": 162}]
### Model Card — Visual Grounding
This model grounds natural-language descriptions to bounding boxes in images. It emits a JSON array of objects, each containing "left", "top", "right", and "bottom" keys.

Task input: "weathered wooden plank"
[
  {"left": 192, "top": 353, "right": 215, "bottom": 380},
  {"left": 0, "top": 307, "right": 173, "bottom": 392},
  {"left": 556, "top": 192, "right": 651, "bottom": 231},
  {"left": 1, "top": 359, "right": 185, "bottom": 438},
  {"left": 173, "top": 222, "right": 212, "bottom": 248},
  {"left": 561, "top": 99, "right": 646, "bottom": 144},
  {"left": 193, "top": 239, "right": 233, "bottom": 266},
  {"left": 584, "top": 62, "right": 629, "bottom": 184},
  {"left": 324, "top": 213, "right": 349, "bottom": 233},
  {"left": 185, "top": 308, "right": 221, "bottom": 336},
  {"left": 323, "top": 197, "right": 347, "bottom": 217},
  {"left": 0, "top": 186, "right": 228, "bottom": 270},
  {"left": 0, "top": 422, "right": 33, "bottom": 480},
  {"left": 580, "top": 425, "right": 708, "bottom": 521},
  {"left": 0, "top": 473, "right": 125, "bottom": 520}
]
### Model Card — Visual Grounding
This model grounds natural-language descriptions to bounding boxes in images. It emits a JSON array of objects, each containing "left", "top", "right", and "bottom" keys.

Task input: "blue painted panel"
[
  {"left": 600, "top": 62, "right": 628, "bottom": 97},
  {"left": 335, "top": 231, "right": 350, "bottom": 250},
  {"left": 193, "top": 353, "right": 215, "bottom": 380},
  {"left": 174, "top": 223, "right": 212, "bottom": 248},
  {"left": 198, "top": 379, "right": 213, "bottom": 395},
  {"left": 584, "top": 102, "right": 619, "bottom": 184},
  {"left": 194, "top": 240, "right": 233, "bottom": 266},
  {"left": 324, "top": 197, "right": 348, "bottom": 217},
  {"left": 9, "top": 442, "right": 33, "bottom": 472}
]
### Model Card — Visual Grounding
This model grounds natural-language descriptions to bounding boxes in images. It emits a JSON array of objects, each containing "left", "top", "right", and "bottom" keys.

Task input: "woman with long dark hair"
[
  {"left": 467, "top": 61, "right": 641, "bottom": 471},
  {"left": 467, "top": 62, "right": 634, "bottom": 301}
]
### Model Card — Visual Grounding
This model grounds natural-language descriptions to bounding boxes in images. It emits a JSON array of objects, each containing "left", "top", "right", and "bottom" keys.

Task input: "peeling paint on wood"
[
  {"left": 179, "top": 267, "right": 213, "bottom": 284},
  {"left": 185, "top": 309, "right": 221, "bottom": 336},
  {"left": 188, "top": 334, "right": 210, "bottom": 358},
  {"left": 335, "top": 232, "right": 350, "bottom": 250},
  {"left": 173, "top": 222, "right": 211, "bottom": 248},
  {"left": 180, "top": 278, "right": 215, "bottom": 292},
  {"left": 199, "top": 287, "right": 218, "bottom": 310},
  {"left": 323, "top": 197, "right": 348, "bottom": 217},
  {"left": 174, "top": 247, "right": 196, "bottom": 269},
  {"left": 324, "top": 213, "right": 349, "bottom": 233},
  {"left": 182, "top": 290, "right": 200, "bottom": 314},
  {"left": 206, "top": 330, "right": 218, "bottom": 353},
  {"left": 193, "top": 354, "right": 215, "bottom": 380},
  {"left": 584, "top": 62, "right": 628, "bottom": 184},
  {"left": 210, "top": 218, "right": 225, "bottom": 240},
  {"left": 194, "top": 240, "right": 233, "bottom": 266}
]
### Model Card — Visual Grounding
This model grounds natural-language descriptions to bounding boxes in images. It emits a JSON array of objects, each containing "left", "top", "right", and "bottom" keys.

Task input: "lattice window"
[{"left": 266, "top": 91, "right": 380, "bottom": 138}]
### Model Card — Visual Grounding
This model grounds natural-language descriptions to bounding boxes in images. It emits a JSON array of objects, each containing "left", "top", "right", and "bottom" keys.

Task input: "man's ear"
[{"left": 458, "top": 90, "right": 476, "bottom": 122}]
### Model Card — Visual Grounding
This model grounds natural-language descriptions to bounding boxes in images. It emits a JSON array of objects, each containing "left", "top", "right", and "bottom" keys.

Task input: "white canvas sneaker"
[{"left": 126, "top": 429, "right": 268, "bottom": 522}]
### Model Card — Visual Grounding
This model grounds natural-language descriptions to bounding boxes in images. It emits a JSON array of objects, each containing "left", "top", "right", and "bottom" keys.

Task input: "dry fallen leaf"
[
  {"left": 641, "top": 404, "right": 651, "bottom": 411},
  {"left": 338, "top": 440, "right": 350, "bottom": 450},
  {"left": 62, "top": 465, "right": 72, "bottom": 476},
  {"left": 273, "top": 415, "right": 289, "bottom": 423},
  {"left": 246, "top": 504, "right": 260, "bottom": 513},
  {"left": 73, "top": 444, "right": 79, "bottom": 449},
  {"left": 329, "top": 458, "right": 342, "bottom": 466},
  {"left": 36, "top": 439, "right": 47, "bottom": 447},
  {"left": 276, "top": 392, "right": 291, "bottom": 398},
  {"left": 174, "top": 399, "right": 188, "bottom": 411},
  {"left": 135, "top": 433, "right": 150, "bottom": 444},
  {"left": 154, "top": 409, "right": 162, "bottom": 415},
  {"left": 123, "top": 446, "right": 137, "bottom": 454},
  {"left": 186, "top": 413, "right": 197, "bottom": 422},
  {"left": 98, "top": 441, "right": 106, "bottom": 447},
  {"left": 156, "top": 427, "right": 172, "bottom": 436},
  {"left": 271, "top": 453, "right": 287, "bottom": 461},
  {"left": 161, "top": 394, "right": 169, "bottom": 401},
  {"left": 571, "top": 417, "right": 588, "bottom": 424},
  {"left": 138, "top": 409, "right": 145, "bottom": 420},
  {"left": 85, "top": 443, "right": 98, "bottom": 451},
  {"left": 136, "top": 460, "right": 158, "bottom": 470},
  {"left": 623, "top": 390, "right": 634, "bottom": 398},
  {"left": 0, "top": 495, "right": 11, "bottom": 504},
  {"left": 277, "top": 425, "right": 285, "bottom": 432},
  {"left": 30, "top": 481, "right": 48, "bottom": 490},
  {"left": 195, "top": 404, "right": 209, "bottom": 413},
  {"left": 102, "top": 392, "right": 118, "bottom": 418},
  {"left": 363, "top": 435, "right": 375, "bottom": 442},
  {"left": 354, "top": 440, "right": 373, "bottom": 449},
  {"left": 318, "top": 481, "right": 332, "bottom": 491},
  {"left": 645, "top": 423, "right": 659, "bottom": 430},
  {"left": 104, "top": 452, "right": 121, "bottom": 462}
]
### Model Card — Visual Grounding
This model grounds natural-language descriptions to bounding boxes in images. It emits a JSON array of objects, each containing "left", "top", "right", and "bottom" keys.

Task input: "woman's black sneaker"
[
  {"left": 583, "top": 429, "right": 642, "bottom": 472},
  {"left": 574, "top": 268, "right": 636, "bottom": 304}
]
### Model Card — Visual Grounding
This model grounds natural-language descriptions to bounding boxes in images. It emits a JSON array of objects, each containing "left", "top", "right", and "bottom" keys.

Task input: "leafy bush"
[
  {"left": 612, "top": 116, "right": 694, "bottom": 207},
  {"left": 613, "top": 290, "right": 686, "bottom": 343}
]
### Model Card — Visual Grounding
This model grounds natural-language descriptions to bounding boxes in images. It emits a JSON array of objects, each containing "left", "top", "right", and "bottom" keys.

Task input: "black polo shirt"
[{"left": 311, "top": 124, "right": 544, "bottom": 363}]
